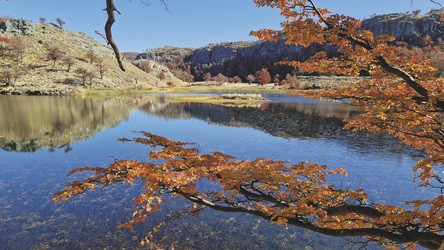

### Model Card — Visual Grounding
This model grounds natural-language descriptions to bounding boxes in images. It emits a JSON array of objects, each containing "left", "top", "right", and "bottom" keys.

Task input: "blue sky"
[{"left": 1, "top": 0, "right": 441, "bottom": 52}]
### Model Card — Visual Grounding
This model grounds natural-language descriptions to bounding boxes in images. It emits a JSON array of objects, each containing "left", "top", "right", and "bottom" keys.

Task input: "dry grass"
[{"left": 167, "top": 94, "right": 271, "bottom": 106}]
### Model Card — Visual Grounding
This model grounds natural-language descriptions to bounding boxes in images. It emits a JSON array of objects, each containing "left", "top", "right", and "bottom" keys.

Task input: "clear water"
[{"left": 0, "top": 94, "right": 434, "bottom": 249}]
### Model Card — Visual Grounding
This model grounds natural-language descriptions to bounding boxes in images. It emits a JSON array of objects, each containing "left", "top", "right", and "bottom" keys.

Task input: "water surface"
[{"left": 0, "top": 94, "right": 433, "bottom": 249}]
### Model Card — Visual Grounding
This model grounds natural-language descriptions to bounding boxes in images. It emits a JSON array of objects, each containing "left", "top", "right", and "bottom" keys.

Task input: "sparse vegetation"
[
  {"left": 61, "top": 55, "right": 76, "bottom": 72},
  {"left": 95, "top": 57, "right": 106, "bottom": 79},
  {"left": 44, "top": 42, "right": 65, "bottom": 67},
  {"left": 0, "top": 65, "right": 28, "bottom": 86},
  {"left": 55, "top": 18, "right": 65, "bottom": 28},
  {"left": 9, "top": 35, "right": 26, "bottom": 64},
  {"left": 0, "top": 18, "right": 185, "bottom": 95}
]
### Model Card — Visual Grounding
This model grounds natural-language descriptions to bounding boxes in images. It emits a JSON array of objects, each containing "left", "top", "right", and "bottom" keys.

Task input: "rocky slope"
[
  {"left": 0, "top": 19, "right": 185, "bottom": 95},
  {"left": 134, "top": 39, "right": 338, "bottom": 81},
  {"left": 361, "top": 9, "right": 443, "bottom": 46}
]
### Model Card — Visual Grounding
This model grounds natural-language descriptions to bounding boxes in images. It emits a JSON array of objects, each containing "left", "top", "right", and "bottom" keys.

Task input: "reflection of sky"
[{"left": 0, "top": 95, "right": 437, "bottom": 249}]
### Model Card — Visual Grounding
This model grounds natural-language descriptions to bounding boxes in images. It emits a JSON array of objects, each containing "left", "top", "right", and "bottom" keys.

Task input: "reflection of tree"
[{"left": 64, "top": 143, "right": 73, "bottom": 153}]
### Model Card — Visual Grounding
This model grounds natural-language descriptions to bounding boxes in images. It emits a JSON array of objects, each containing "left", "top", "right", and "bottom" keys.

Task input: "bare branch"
[
  {"left": 95, "top": 31, "right": 108, "bottom": 44},
  {"left": 104, "top": 0, "right": 125, "bottom": 71}
]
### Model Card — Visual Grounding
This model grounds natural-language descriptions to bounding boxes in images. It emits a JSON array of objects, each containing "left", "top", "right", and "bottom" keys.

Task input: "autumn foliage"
[
  {"left": 56, "top": 18, "right": 65, "bottom": 28},
  {"left": 251, "top": 0, "right": 444, "bottom": 247},
  {"left": 255, "top": 68, "right": 271, "bottom": 85},
  {"left": 54, "top": 0, "right": 444, "bottom": 249}
]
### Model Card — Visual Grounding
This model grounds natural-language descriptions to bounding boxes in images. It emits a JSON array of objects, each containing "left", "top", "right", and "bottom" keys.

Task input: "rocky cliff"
[
  {"left": 134, "top": 40, "right": 338, "bottom": 81},
  {"left": 361, "top": 9, "right": 443, "bottom": 45}
]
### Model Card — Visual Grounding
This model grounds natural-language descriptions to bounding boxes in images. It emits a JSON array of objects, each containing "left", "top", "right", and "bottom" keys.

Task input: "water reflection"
[
  {"left": 0, "top": 94, "right": 427, "bottom": 249},
  {"left": 0, "top": 94, "right": 417, "bottom": 157},
  {"left": 0, "top": 95, "right": 158, "bottom": 152},
  {"left": 142, "top": 100, "right": 413, "bottom": 157},
  {"left": 0, "top": 95, "right": 360, "bottom": 152}
]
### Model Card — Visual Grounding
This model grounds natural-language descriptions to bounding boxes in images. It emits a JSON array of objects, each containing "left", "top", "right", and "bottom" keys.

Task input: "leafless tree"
[{"left": 62, "top": 55, "right": 76, "bottom": 72}]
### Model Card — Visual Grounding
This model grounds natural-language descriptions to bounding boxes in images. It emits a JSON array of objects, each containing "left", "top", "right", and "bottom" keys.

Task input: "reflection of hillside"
[
  {"left": 143, "top": 101, "right": 360, "bottom": 138},
  {"left": 0, "top": 95, "right": 158, "bottom": 152},
  {"left": 143, "top": 101, "right": 412, "bottom": 154}
]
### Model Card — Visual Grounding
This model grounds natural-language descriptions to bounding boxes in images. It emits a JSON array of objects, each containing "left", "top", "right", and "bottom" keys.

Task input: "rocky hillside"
[
  {"left": 362, "top": 9, "right": 443, "bottom": 46},
  {"left": 0, "top": 19, "right": 185, "bottom": 95},
  {"left": 132, "top": 10, "right": 443, "bottom": 82},
  {"left": 133, "top": 40, "right": 338, "bottom": 82}
]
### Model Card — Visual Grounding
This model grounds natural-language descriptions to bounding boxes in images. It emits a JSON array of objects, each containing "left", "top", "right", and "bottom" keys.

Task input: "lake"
[{"left": 0, "top": 94, "right": 434, "bottom": 249}]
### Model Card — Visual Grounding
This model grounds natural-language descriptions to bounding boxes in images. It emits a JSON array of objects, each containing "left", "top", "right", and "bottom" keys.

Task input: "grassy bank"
[{"left": 83, "top": 85, "right": 289, "bottom": 97}]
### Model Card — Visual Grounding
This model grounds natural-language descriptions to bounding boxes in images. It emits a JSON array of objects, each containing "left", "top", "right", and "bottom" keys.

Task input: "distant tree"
[
  {"left": 255, "top": 68, "right": 271, "bottom": 85},
  {"left": 422, "top": 34, "right": 434, "bottom": 47},
  {"left": 61, "top": 55, "right": 76, "bottom": 72},
  {"left": 140, "top": 61, "right": 151, "bottom": 73},
  {"left": 9, "top": 35, "right": 26, "bottom": 64},
  {"left": 56, "top": 18, "right": 65, "bottom": 28},
  {"left": 95, "top": 57, "right": 107, "bottom": 79},
  {"left": 412, "top": 9, "right": 421, "bottom": 15},
  {"left": 87, "top": 71, "right": 96, "bottom": 87},
  {"left": 246, "top": 74, "right": 255, "bottom": 83},
  {"left": 158, "top": 71, "right": 166, "bottom": 80},
  {"left": 233, "top": 76, "right": 242, "bottom": 83},
  {"left": 396, "top": 35, "right": 444, "bottom": 77},
  {"left": 86, "top": 50, "right": 97, "bottom": 64},
  {"left": 172, "top": 69, "right": 194, "bottom": 82},
  {"left": 273, "top": 74, "right": 281, "bottom": 81},
  {"left": 274, "top": 77, "right": 280, "bottom": 85},
  {"left": 285, "top": 73, "right": 295, "bottom": 86},
  {"left": 213, "top": 73, "right": 228, "bottom": 83},
  {"left": 39, "top": 17, "right": 46, "bottom": 24},
  {"left": 203, "top": 72, "right": 212, "bottom": 81},
  {"left": 75, "top": 67, "right": 91, "bottom": 86},
  {"left": 74, "top": 67, "right": 96, "bottom": 87},
  {"left": 0, "top": 36, "right": 11, "bottom": 55},
  {"left": 0, "top": 65, "right": 28, "bottom": 86},
  {"left": 45, "top": 44, "right": 66, "bottom": 67},
  {"left": 183, "top": 72, "right": 194, "bottom": 83}
]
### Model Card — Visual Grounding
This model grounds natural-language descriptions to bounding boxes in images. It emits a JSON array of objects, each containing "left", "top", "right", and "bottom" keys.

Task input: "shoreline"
[{"left": 0, "top": 76, "right": 366, "bottom": 96}]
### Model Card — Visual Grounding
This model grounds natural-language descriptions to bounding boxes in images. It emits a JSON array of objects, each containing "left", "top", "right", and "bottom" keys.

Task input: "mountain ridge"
[{"left": 131, "top": 10, "right": 443, "bottom": 82}]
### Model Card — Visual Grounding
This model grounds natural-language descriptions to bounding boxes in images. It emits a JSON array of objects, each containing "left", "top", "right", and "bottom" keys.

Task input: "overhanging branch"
[
  {"left": 105, "top": 0, "right": 125, "bottom": 71},
  {"left": 175, "top": 189, "right": 444, "bottom": 249},
  {"left": 306, "top": 0, "right": 444, "bottom": 110}
]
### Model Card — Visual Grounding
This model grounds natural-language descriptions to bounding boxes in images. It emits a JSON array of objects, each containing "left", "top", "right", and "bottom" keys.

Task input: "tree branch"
[
  {"left": 176, "top": 189, "right": 444, "bottom": 249},
  {"left": 104, "top": 0, "right": 125, "bottom": 71}
]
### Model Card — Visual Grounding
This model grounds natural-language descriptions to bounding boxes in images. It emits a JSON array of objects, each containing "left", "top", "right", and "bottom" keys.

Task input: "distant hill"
[
  {"left": 0, "top": 18, "right": 185, "bottom": 95},
  {"left": 130, "top": 10, "right": 444, "bottom": 83}
]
